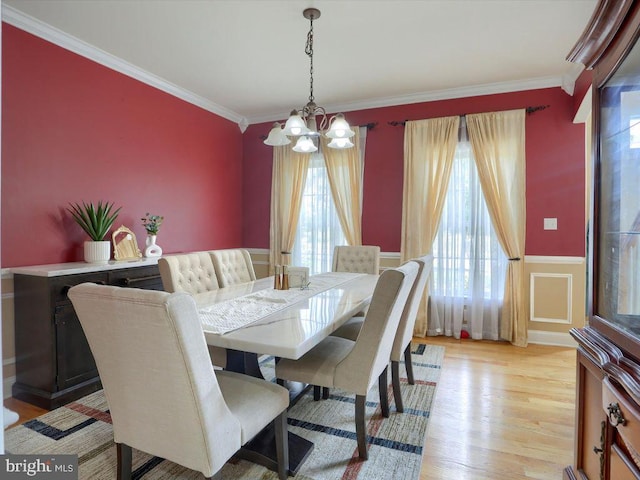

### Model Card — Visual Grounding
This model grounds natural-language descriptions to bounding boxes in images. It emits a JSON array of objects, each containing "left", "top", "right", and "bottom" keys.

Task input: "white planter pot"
[
  {"left": 84, "top": 240, "right": 111, "bottom": 264},
  {"left": 144, "top": 235, "right": 163, "bottom": 258}
]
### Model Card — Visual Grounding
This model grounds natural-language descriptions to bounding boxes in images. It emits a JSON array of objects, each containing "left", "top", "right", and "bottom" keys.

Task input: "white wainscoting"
[{"left": 529, "top": 272, "right": 573, "bottom": 324}]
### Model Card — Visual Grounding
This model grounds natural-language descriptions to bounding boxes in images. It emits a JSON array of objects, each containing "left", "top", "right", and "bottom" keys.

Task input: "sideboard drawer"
[{"left": 603, "top": 378, "right": 640, "bottom": 477}]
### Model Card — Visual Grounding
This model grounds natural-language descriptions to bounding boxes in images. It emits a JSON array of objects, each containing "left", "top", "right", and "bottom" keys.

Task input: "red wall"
[
  {"left": 243, "top": 88, "right": 586, "bottom": 257},
  {"left": 2, "top": 24, "right": 586, "bottom": 266},
  {"left": 2, "top": 24, "right": 244, "bottom": 267}
]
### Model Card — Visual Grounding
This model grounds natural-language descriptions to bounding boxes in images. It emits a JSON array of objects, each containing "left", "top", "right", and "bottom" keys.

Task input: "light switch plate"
[{"left": 544, "top": 218, "right": 558, "bottom": 230}]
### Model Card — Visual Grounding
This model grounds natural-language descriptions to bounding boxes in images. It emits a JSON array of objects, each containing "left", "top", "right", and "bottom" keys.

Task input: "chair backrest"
[
  {"left": 332, "top": 245, "right": 380, "bottom": 274},
  {"left": 68, "top": 283, "right": 240, "bottom": 477},
  {"left": 158, "top": 252, "right": 219, "bottom": 294},
  {"left": 335, "top": 261, "right": 419, "bottom": 395},
  {"left": 209, "top": 249, "right": 256, "bottom": 287},
  {"left": 391, "top": 254, "right": 434, "bottom": 361}
]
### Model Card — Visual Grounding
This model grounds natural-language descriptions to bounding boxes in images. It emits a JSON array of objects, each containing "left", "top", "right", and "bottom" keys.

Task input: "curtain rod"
[{"left": 387, "top": 104, "right": 551, "bottom": 127}]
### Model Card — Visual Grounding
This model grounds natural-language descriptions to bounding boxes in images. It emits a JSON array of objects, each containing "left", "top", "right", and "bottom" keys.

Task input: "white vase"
[
  {"left": 144, "top": 235, "right": 163, "bottom": 258},
  {"left": 84, "top": 240, "right": 111, "bottom": 264}
]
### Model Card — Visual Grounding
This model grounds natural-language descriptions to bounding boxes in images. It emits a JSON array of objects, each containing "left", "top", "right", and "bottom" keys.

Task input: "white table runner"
[{"left": 198, "top": 272, "right": 362, "bottom": 335}]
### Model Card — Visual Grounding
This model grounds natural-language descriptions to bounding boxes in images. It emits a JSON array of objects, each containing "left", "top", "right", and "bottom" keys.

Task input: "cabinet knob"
[{"left": 607, "top": 402, "right": 626, "bottom": 427}]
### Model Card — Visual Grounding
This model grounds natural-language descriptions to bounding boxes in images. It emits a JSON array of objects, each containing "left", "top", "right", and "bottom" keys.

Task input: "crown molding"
[
  {"left": 246, "top": 75, "right": 566, "bottom": 125},
  {"left": 2, "top": 5, "right": 247, "bottom": 128},
  {"left": 1, "top": 5, "right": 576, "bottom": 132},
  {"left": 561, "top": 62, "right": 586, "bottom": 96}
]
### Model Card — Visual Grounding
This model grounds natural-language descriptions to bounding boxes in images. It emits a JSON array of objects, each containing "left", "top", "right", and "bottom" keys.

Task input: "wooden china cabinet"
[{"left": 565, "top": 1, "right": 640, "bottom": 479}]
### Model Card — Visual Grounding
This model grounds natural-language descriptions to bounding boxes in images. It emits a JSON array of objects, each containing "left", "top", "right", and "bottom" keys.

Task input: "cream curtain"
[
  {"left": 269, "top": 146, "right": 310, "bottom": 274},
  {"left": 321, "top": 127, "right": 363, "bottom": 246},
  {"left": 401, "top": 116, "right": 460, "bottom": 336},
  {"left": 466, "top": 109, "right": 526, "bottom": 346}
]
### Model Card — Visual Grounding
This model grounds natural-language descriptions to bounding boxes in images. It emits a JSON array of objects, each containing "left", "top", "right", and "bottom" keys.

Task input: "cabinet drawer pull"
[
  {"left": 607, "top": 402, "right": 627, "bottom": 427},
  {"left": 593, "top": 446, "right": 603, "bottom": 454},
  {"left": 122, "top": 275, "right": 161, "bottom": 286}
]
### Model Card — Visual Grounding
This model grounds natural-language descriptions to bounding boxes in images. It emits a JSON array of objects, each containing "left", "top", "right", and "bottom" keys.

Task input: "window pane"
[
  {"left": 293, "top": 153, "right": 346, "bottom": 274},
  {"left": 431, "top": 141, "right": 507, "bottom": 301}
]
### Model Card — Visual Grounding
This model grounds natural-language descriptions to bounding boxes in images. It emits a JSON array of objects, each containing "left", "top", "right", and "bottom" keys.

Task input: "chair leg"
[
  {"left": 116, "top": 443, "right": 132, "bottom": 480},
  {"left": 378, "top": 366, "right": 389, "bottom": 418},
  {"left": 314, "top": 385, "right": 321, "bottom": 401},
  {"left": 276, "top": 378, "right": 285, "bottom": 387},
  {"left": 322, "top": 387, "right": 330, "bottom": 399},
  {"left": 404, "top": 345, "right": 415, "bottom": 385},
  {"left": 274, "top": 410, "right": 290, "bottom": 480},
  {"left": 355, "top": 394, "right": 368, "bottom": 460},
  {"left": 391, "top": 360, "right": 404, "bottom": 413}
]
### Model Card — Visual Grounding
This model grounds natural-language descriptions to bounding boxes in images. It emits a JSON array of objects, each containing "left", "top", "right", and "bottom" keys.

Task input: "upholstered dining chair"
[
  {"left": 332, "top": 245, "right": 381, "bottom": 274},
  {"left": 209, "top": 249, "right": 257, "bottom": 287},
  {"left": 158, "top": 252, "right": 226, "bottom": 368},
  {"left": 275, "top": 261, "right": 419, "bottom": 460},
  {"left": 332, "top": 254, "right": 433, "bottom": 412},
  {"left": 158, "top": 252, "right": 220, "bottom": 294},
  {"left": 68, "top": 283, "right": 289, "bottom": 480}
]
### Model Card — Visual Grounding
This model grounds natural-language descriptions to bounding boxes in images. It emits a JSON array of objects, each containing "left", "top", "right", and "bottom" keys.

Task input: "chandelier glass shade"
[{"left": 264, "top": 8, "right": 354, "bottom": 151}]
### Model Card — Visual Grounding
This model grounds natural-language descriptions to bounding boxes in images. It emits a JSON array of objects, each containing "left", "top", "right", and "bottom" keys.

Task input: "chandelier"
[{"left": 263, "top": 8, "right": 355, "bottom": 153}]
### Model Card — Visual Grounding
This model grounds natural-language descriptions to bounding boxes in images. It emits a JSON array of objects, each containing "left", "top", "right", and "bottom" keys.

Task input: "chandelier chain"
[
  {"left": 305, "top": 15, "right": 314, "bottom": 104},
  {"left": 262, "top": 8, "right": 354, "bottom": 151}
]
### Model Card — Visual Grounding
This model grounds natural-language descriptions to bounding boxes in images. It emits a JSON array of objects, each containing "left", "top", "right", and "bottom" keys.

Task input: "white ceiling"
[{"left": 3, "top": 0, "right": 597, "bottom": 126}]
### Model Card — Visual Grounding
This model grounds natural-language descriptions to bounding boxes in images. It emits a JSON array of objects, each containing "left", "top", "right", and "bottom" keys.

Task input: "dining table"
[{"left": 193, "top": 271, "right": 379, "bottom": 476}]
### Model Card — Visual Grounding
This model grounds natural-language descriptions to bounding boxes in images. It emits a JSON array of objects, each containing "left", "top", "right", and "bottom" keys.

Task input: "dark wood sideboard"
[
  {"left": 12, "top": 260, "right": 163, "bottom": 409},
  {"left": 565, "top": 1, "right": 640, "bottom": 479}
]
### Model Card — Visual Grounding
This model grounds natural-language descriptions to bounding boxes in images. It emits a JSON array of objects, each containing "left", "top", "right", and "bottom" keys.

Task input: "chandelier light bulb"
[
  {"left": 326, "top": 114, "right": 355, "bottom": 139},
  {"left": 327, "top": 137, "right": 354, "bottom": 149},
  {"left": 293, "top": 136, "right": 318, "bottom": 153},
  {"left": 283, "top": 111, "right": 309, "bottom": 137},
  {"left": 263, "top": 123, "right": 291, "bottom": 146}
]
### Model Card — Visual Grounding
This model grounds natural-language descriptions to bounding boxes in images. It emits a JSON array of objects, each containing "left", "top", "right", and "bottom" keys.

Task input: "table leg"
[{"left": 225, "top": 350, "right": 264, "bottom": 378}]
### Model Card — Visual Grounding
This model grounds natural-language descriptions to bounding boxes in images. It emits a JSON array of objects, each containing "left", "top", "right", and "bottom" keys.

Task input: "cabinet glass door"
[{"left": 597, "top": 37, "right": 640, "bottom": 336}]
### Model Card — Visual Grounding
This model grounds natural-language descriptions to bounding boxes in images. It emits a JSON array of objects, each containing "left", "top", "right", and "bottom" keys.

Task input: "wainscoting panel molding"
[
  {"left": 525, "top": 256, "right": 587, "bottom": 340},
  {"left": 529, "top": 273, "right": 573, "bottom": 324}
]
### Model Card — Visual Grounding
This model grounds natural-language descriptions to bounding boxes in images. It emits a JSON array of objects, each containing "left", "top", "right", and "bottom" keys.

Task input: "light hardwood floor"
[
  {"left": 418, "top": 336, "right": 576, "bottom": 480},
  {"left": 3, "top": 336, "right": 577, "bottom": 479}
]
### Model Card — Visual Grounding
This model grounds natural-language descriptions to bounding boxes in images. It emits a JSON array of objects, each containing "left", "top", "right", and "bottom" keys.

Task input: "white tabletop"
[{"left": 195, "top": 272, "right": 378, "bottom": 359}]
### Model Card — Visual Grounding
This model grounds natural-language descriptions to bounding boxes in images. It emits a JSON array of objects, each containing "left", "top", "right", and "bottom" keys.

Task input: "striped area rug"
[{"left": 5, "top": 344, "right": 444, "bottom": 480}]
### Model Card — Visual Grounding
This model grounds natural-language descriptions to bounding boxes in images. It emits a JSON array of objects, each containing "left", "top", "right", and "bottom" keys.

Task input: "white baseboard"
[
  {"left": 4, "top": 376, "right": 15, "bottom": 400},
  {"left": 528, "top": 330, "right": 577, "bottom": 348}
]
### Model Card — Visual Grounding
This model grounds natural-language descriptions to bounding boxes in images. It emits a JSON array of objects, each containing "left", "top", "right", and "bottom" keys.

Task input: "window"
[
  {"left": 430, "top": 125, "right": 507, "bottom": 339},
  {"left": 292, "top": 152, "right": 346, "bottom": 274}
]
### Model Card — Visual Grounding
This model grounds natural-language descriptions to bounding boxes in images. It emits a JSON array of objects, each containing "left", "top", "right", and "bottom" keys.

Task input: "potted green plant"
[
  {"left": 141, "top": 213, "right": 164, "bottom": 236},
  {"left": 68, "top": 201, "right": 122, "bottom": 263}
]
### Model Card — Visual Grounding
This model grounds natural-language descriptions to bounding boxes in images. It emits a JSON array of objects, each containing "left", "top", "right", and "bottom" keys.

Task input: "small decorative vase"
[
  {"left": 144, "top": 234, "right": 163, "bottom": 258},
  {"left": 84, "top": 240, "right": 111, "bottom": 264}
]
